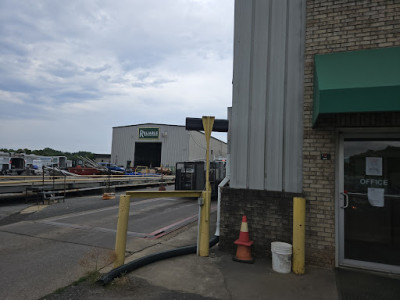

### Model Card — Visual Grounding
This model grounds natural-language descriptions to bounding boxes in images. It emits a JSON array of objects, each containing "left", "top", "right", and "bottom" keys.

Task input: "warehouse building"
[
  {"left": 220, "top": 0, "right": 400, "bottom": 274},
  {"left": 111, "top": 123, "right": 227, "bottom": 169}
]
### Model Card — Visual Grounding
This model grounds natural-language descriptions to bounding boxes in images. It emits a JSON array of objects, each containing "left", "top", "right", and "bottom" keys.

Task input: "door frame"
[{"left": 336, "top": 130, "right": 400, "bottom": 274}]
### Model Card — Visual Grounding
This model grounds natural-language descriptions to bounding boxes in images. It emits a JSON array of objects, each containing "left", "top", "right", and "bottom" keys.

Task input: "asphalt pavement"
[{"left": 0, "top": 187, "right": 209, "bottom": 300}]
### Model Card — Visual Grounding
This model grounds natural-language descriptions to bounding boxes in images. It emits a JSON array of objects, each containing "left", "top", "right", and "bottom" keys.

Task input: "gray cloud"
[{"left": 0, "top": 0, "right": 233, "bottom": 152}]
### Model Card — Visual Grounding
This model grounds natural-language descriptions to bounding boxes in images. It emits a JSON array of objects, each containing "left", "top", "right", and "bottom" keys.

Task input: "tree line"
[{"left": 0, "top": 147, "right": 95, "bottom": 160}]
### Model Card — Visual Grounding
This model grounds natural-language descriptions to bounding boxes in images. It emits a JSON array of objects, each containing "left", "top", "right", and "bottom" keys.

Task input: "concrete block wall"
[
  {"left": 219, "top": 188, "right": 299, "bottom": 258},
  {"left": 303, "top": 0, "right": 400, "bottom": 267}
]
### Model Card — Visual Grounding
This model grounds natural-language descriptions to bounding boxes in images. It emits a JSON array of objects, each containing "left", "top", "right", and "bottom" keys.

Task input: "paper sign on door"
[
  {"left": 367, "top": 188, "right": 384, "bottom": 207},
  {"left": 366, "top": 157, "right": 382, "bottom": 176}
]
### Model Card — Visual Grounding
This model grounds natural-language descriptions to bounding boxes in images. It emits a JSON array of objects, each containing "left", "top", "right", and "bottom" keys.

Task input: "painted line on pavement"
[
  {"left": 39, "top": 220, "right": 148, "bottom": 238},
  {"left": 41, "top": 197, "right": 179, "bottom": 222},
  {"left": 36, "top": 204, "right": 217, "bottom": 240}
]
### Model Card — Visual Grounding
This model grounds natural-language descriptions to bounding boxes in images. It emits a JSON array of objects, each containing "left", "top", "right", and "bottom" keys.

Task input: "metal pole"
[
  {"left": 293, "top": 197, "right": 306, "bottom": 274},
  {"left": 198, "top": 116, "right": 214, "bottom": 257},
  {"left": 114, "top": 195, "right": 131, "bottom": 268}
]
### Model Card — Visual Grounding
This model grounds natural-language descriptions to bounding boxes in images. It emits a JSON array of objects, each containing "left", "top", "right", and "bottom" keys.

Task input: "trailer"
[
  {"left": 52, "top": 156, "right": 67, "bottom": 169},
  {"left": 2, "top": 157, "right": 26, "bottom": 175},
  {"left": 38, "top": 157, "right": 53, "bottom": 166}
]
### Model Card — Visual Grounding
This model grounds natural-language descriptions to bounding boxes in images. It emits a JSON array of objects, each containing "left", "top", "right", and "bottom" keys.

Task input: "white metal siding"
[
  {"left": 209, "top": 135, "right": 227, "bottom": 160},
  {"left": 230, "top": 0, "right": 305, "bottom": 193},
  {"left": 111, "top": 126, "right": 135, "bottom": 167},
  {"left": 284, "top": 0, "right": 305, "bottom": 193},
  {"left": 248, "top": 0, "right": 270, "bottom": 190},
  {"left": 188, "top": 131, "right": 227, "bottom": 161},
  {"left": 188, "top": 131, "right": 205, "bottom": 161},
  {"left": 265, "top": 0, "right": 287, "bottom": 191},
  {"left": 158, "top": 126, "right": 190, "bottom": 168},
  {"left": 231, "top": 0, "right": 252, "bottom": 189}
]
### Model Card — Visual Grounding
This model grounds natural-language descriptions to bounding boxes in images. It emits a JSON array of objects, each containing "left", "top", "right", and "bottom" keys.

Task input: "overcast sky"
[{"left": 0, "top": 0, "right": 234, "bottom": 153}]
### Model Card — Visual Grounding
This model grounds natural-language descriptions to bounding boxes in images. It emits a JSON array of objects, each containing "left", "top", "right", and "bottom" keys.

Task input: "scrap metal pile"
[{"left": 67, "top": 156, "right": 122, "bottom": 176}]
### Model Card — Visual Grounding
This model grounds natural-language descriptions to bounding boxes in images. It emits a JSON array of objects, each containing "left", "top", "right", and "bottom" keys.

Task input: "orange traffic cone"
[{"left": 233, "top": 215, "right": 254, "bottom": 263}]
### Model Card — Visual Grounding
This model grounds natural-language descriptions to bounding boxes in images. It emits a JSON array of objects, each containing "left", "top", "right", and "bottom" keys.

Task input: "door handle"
[{"left": 340, "top": 192, "right": 349, "bottom": 209}]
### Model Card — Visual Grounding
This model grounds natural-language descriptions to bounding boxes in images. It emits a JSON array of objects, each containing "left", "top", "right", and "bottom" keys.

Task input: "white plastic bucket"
[{"left": 271, "top": 242, "right": 292, "bottom": 274}]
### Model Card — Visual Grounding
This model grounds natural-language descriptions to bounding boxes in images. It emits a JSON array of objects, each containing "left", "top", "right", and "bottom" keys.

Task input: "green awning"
[{"left": 313, "top": 47, "right": 400, "bottom": 126}]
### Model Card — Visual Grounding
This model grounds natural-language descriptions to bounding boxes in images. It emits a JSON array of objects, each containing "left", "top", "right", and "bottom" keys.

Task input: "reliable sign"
[{"left": 138, "top": 127, "right": 159, "bottom": 139}]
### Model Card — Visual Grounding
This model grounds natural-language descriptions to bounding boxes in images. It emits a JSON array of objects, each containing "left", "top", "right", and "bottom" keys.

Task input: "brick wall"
[
  {"left": 219, "top": 188, "right": 300, "bottom": 258},
  {"left": 303, "top": 0, "right": 400, "bottom": 267}
]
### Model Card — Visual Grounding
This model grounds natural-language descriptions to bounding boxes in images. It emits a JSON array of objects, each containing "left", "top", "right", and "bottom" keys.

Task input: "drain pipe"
[{"left": 215, "top": 154, "right": 230, "bottom": 237}]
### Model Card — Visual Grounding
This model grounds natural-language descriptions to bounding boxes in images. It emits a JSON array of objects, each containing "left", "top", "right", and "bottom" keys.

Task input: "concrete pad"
[
  {"left": 218, "top": 254, "right": 338, "bottom": 300},
  {"left": 160, "top": 222, "right": 198, "bottom": 248},
  {"left": 129, "top": 249, "right": 337, "bottom": 300},
  {"left": 132, "top": 254, "right": 230, "bottom": 300},
  {"left": 125, "top": 236, "right": 161, "bottom": 253}
]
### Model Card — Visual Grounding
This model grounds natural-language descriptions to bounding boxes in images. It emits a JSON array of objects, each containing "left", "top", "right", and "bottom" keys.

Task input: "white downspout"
[
  {"left": 215, "top": 154, "right": 230, "bottom": 237},
  {"left": 215, "top": 106, "right": 232, "bottom": 237}
]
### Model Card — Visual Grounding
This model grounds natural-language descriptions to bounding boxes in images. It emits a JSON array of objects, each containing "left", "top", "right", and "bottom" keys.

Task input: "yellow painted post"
[
  {"left": 293, "top": 197, "right": 306, "bottom": 274},
  {"left": 198, "top": 116, "right": 214, "bottom": 257},
  {"left": 114, "top": 195, "right": 131, "bottom": 268},
  {"left": 198, "top": 190, "right": 209, "bottom": 256}
]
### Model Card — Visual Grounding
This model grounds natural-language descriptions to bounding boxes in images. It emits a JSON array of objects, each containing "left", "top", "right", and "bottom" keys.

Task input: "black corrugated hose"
[{"left": 98, "top": 235, "right": 219, "bottom": 285}]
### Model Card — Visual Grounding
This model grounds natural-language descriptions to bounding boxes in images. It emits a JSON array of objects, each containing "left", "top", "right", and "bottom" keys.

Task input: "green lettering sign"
[{"left": 138, "top": 128, "right": 159, "bottom": 139}]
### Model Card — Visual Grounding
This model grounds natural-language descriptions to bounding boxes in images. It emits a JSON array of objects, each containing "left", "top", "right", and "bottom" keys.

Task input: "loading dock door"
[{"left": 134, "top": 142, "right": 162, "bottom": 168}]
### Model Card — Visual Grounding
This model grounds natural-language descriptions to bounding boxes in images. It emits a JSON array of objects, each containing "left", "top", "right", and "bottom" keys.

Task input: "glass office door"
[{"left": 338, "top": 137, "right": 400, "bottom": 272}]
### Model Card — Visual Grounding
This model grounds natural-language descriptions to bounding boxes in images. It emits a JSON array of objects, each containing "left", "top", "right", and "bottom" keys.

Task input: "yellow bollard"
[
  {"left": 198, "top": 116, "right": 214, "bottom": 257},
  {"left": 292, "top": 197, "right": 306, "bottom": 274},
  {"left": 114, "top": 195, "right": 131, "bottom": 268},
  {"left": 198, "top": 189, "right": 211, "bottom": 256}
]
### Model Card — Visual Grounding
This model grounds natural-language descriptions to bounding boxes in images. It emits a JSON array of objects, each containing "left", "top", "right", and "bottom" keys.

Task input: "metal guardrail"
[{"left": 125, "top": 190, "right": 203, "bottom": 199}]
